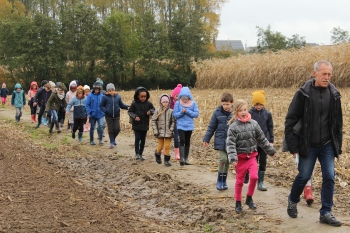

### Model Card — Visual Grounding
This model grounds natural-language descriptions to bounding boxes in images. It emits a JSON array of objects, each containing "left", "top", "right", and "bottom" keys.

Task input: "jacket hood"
[
  {"left": 30, "top": 81, "right": 38, "bottom": 90},
  {"left": 69, "top": 81, "right": 77, "bottom": 88},
  {"left": 178, "top": 87, "right": 193, "bottom": 100},
  {"left": 159, "top": 94, "right": 170, "bottom": 106},
  {"left": 134, "top": 87, "right": 150, "bottom": 101},
  {"left": 58, "top": 83, "right": 67, "bottom": 91},
  {"left": 14, "top": 83, "right": 22, "bottom": 89}
]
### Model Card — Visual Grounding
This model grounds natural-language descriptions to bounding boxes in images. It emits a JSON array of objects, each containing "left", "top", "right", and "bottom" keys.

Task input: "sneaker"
[
  {"left": 90, "top": 141, "right": 96, "bottom": 146},
  {"left": 113, "top": 141, "right": 117, "bottom": 146},
  {"left": 109, "top": 143, "right": 114, "bottom": 149},
  {"left": 287, "top": 198, "right": 298, "bottom": 218},
  {"left": 320, "top": 213, "right": 342, "bottom": 227}
]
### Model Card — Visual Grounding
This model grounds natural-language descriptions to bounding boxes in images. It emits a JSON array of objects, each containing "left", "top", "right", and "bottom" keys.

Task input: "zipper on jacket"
[{"left": 113, "top": 96, "right": 115, "bottom": 118}]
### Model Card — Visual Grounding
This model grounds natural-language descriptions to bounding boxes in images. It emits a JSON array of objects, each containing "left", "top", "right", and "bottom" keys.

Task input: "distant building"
[
  {"left": 215, "top": 40, "right": 245, "bottom": 51},
  {"left": 245, "top": 46, "right": 258, "bottom": 53},
  {"left": 306, "top": 43, "right": 319, "bottom": 47}
]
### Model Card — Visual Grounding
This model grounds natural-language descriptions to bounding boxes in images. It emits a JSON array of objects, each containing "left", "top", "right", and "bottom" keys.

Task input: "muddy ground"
[{"left": 1, "top": 105, "right": 350, "bottom": 233}]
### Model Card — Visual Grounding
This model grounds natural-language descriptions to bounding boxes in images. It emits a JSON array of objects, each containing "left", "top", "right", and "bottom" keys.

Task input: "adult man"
[{"left": 285, "top": 60, "right": 343, "bottom": 227}]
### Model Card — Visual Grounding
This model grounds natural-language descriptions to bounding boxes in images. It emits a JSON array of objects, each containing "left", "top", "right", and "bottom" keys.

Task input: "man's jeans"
[{"left": 289, "top": 142, "right": 335, "bottom": 216}]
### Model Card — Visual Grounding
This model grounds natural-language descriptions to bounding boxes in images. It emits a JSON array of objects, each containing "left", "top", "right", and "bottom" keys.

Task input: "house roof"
[{"left": 215, "top": 40, "right": 245, "bottom": 51}]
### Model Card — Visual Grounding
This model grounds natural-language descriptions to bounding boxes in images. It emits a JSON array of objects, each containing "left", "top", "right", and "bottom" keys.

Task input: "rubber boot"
[
  {"left": 154, "top": 151, "right": 162, "bottom": 164},
  {"left": 55, "top": 122, "right": 61, "bottom": 133},
  {"left": 49, "top": 122, "right": 54, "bottom": 133},
  {"left": 244, "top": 171, "right": 249, "bottom": 184},
  {"left": 174, "top": 148, "right": 180, "bottom": 160},
  {"left": 164, "top": 155, "right": 171, "bottom": 167},
  {"left": 216, "top": 172, "right": 224, "bottom": 190},
  {"left": 245, "top": 195, "right": 257, "bottom": 210},
  {"left": 179, "top": 146, "right": 185, "bottom": 166},
  {"left": 90, "top": 130, "right": 96, "bottom": 145},
  {"left": 97, "top": 129, "right": 103, "bottom": 145},
  {"left": 15, "top": 116, "right": 19, "bottom": 122},
  {"left": 235, "top": 201, "right": 243, "bottom": 214},
  {"left": 222, "top": 173, "right": 228, "bottom": 190},
  {"left": 257, "top": 171, "right": 267, "bottom": 191},
  {"left": 43, "top": 117, "right": 47, "bottom": 126},
  {"left": 72, "top": 131, "right": 76, "bottom": 139},
  {"left": 78, "top": 132, "right": 83, "bottom": 142},
  {"left": 304, "top": 186, "right": 314, "bottom": 205},
  {"left": 35, "top": 120, "right": 41, "bottom": 128},
  {"left": 184, "top": 145, "right": 191, "bottom": 165},
  {"left": 31, "top": 115, "right": 35, "bottom": 123}
]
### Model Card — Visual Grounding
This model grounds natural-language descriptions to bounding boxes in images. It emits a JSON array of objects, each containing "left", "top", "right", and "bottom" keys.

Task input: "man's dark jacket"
[{"left": 285, "top": 79, "right": 342, "bottom": 158}]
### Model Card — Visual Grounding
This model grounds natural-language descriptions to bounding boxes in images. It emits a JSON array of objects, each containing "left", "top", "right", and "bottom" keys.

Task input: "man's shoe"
[
  {"left": 287, "top": 197, "right": 298, "bottom": 218},
  {"left": 320, "top": 213, "right": 342, "bottom": 227}
]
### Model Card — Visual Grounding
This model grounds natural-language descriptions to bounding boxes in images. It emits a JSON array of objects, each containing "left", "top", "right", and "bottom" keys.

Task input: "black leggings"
[
  {"left": 30, "top": 103, "right": 37, "bottom": 115},
  {"left": 134, "top": 130, "right": 147, "bottom": 154},
  {"left": 178, "top": 130, "right": 192, "bottom": 147},
  {"left": 73, "top": 118, "right": 85, "bottom": 133},
  {"left": 257, "top": 147, "right": 267, "bottom": 171}
]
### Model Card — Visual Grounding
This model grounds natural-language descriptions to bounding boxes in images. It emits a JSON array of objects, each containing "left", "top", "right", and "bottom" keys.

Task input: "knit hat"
[
  {"left": 83, "top": 85, "right": 90, "bottom": 90},
  {"left": 161, "top": 95, "right": 169, "bottom": 103},
  {"left": 41, "top": 80, "right": 48, "bottom": 87},
  {"left": 106, "top": 83, "right": 115, "bottom": 91},
  {"left": 49, "top": 81, "right": 56, "bottom": 88},
  {"left": 252, "top": 90, "right": 266, "bottom": 106},
  {"left": 2, "top": 83, "right": 5, "bottom": 88},
  {"left": 171, "top": 84, "right": 182, "bottom": 98}
]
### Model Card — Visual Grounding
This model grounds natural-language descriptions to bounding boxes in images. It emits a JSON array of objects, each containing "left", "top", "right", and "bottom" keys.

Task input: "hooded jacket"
[
  {"left": 128, "top": 87, "right": 155, "bottom": 131},
  {"left": 249, "top": 107, "right": 274, "bottom": 143},
  {"left": 100, "top": 92, "right": 129, "bottom": 118},
  {"left": 66, "top": 81, "right": 77, "bottom": 112},
  {"left": 151, "top": 94, "right": 175, "bottom": 138},
  {"left": 226, "top": 119, "right": 276, "bottom": 162},
  {"left": 203, "top": 106, "right": 233, "bottom": 151},
  {"left": 45, "top": 83, "right": 67, "bottom": 112},
  {"left": 27, "top": 81, "right": 38, "bottom": 102},
  {"left": 33, "top": 86, "right": 52, "bottom": 107},
  {"left": 85, "top": 88, "right": 104, "bottom": 119},
  {"left": 173, "top": 87, "right": 199, "bottom": 131},
  {"left": 66, "top": 96, "right": 87, "bottom": 119},
  {"left": 285, "top": 78, "right": 342, "bottom": 158},
  {"left": 11, "top": 83, "right": 26, "bottom": 107}
]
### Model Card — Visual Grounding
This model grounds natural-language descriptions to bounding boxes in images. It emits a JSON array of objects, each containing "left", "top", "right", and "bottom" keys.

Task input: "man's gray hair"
[{"left": 314, "top": 60, "right": 333, "bottom": 71}]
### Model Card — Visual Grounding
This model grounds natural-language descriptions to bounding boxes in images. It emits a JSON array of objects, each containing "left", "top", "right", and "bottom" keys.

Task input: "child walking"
[
  {"left": 170, "top": 84, "right": 182, "bottom": 160},
  {"left": 65, "top": 80, "right": 77, "bottom": 130},
  {"left": 248, "top": 90, "right": 274, "bottom": 191},
  {"left": 34, "top": 83, "right": 52, "bottom": 128},
  {"left": 173, "top": 87, "right": 199, "bottom": 166},
  {"left": 128, "top": 87, "right": 155, "bottom": 160},
  {"left": 11, "top": 83, "right": 26, "bottom": 122},
  {"left": 1, "top": 83, "right": 9, "bottom": 108},
  {"left": 100, "top": 83, "right": 129, "bottom": 149},
  {"left": 45, "top": 83, "right": 67, "bottom": 133},
  {"left": 226, "top": 99, "right": 276, "bottom": 214},
  {"left": 152, "top": 94, "right": 175, "bottom": 166},
  {"left": 66, "top": 86, "right": 87, "bottom": 142},
  {"left": 27, "top": 81, "right": 38, "bottom": 123},
  {"left": 83, "top": 85, "right": 91, "bottom": 132},
  {"left": 203, "top": 92, "right": 234, "bottom": 190}
]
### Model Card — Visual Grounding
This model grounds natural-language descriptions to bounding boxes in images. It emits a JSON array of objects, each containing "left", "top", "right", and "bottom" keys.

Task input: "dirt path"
[{"left": 1, "top": 105, "right": 350, "bottom": 232}]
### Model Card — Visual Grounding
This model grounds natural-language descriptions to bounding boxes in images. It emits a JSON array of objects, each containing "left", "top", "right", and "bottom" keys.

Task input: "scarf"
[
  {"left": 57, "top": 92, "right": 65, "bottom": 100},
  {"left": 237, "top": 112, "right": 251, "bottom": 123}
]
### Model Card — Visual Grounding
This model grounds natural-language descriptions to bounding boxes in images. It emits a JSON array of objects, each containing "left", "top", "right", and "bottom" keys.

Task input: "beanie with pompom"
[{"left": 171, "top": 84, "right": 182, "bottom": 98}]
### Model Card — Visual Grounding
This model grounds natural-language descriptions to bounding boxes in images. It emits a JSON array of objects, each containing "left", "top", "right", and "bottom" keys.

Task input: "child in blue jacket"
[
  {"left": 85, "top": 82, "right": 105, "bottom": 145},
  {"left": 66, "top": 86, "right": 87, "bottom": 142},
  {"left": 173, "top": 87, "right": 199, "bottom": 166},
  {"left": 100, "top": 83, "right": 129, "bottom": 149},
  {"left": 203, "top": 92, "right": 234, "bottom": 190},
  {"left": 11, "top": 83, "right": 26, "bottom": 122}
]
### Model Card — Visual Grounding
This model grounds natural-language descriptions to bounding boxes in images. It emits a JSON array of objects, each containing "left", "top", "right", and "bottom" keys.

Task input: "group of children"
[{"left": 3, "top": 80, "right": 305, "bottom": 214}]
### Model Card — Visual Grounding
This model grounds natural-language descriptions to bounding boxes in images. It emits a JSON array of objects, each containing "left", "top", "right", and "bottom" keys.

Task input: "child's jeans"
[
  {"left": 157, "top": 138, "right": 171, "bottom": 155},
  {"left": 235, "top": 156, "right": 258, "bottom": 201},
  {"left": 15, "top": 107, "right": 23, "bottom": 117},
  {"left": 50, "top": 109, "right": 58, "bottom": 123},
  {"left": 105, "top": 116, "right": 120, "bottom": 144}
]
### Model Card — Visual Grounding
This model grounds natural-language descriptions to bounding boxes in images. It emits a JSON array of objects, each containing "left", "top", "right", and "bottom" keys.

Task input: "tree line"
[{"left": 0, "top": 0, "right": 224, "bottom": 90}]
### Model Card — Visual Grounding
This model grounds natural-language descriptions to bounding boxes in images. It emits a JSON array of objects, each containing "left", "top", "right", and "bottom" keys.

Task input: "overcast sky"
[{"left": 217, "top": 0, "right": 350, "bottom": 47}]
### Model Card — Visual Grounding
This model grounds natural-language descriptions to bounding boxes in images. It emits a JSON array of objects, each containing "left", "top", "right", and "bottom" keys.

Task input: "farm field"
[{"left": 1, "top": 88, "right": 350, "bottom": 232}]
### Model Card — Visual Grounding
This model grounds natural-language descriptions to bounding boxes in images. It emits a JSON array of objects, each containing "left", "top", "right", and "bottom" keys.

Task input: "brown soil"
[{"left": 0, "top": 105, "right": 350, "bottom": 233}]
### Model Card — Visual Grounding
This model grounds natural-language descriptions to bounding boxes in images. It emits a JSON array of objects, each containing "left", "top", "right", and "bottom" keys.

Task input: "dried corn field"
[{"left": 192, "top": 43, "right": 350, "bottom": 89}]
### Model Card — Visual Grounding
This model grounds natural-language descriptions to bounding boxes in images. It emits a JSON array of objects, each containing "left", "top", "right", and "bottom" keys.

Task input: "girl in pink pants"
[{"left": 226, "top": 99, "right": 276, "bottom": 214}]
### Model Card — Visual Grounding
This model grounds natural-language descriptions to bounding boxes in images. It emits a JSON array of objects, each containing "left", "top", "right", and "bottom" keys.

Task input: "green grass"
[
  {"left": 44, "top": 143, "right": 57, "bottom": 150},
  {"left": 117, "top": 154, "right": 124, "bottom": 158},
  {"left": 203, "top": 223, "right": 213, "bottom": 233},
  {"left": 61, "top": 136, "right": 71, "bottom": 145}
]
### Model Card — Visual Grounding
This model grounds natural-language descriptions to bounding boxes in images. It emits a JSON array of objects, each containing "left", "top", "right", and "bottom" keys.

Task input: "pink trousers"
[
  {"left": 1, "top": 97, "right": 6, "bottom": 104},
  {"left": 235, "top": 155, "right": 258, "bottom": 201}
]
